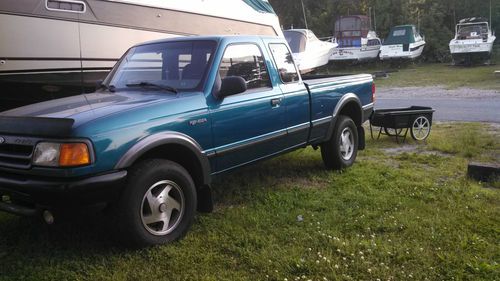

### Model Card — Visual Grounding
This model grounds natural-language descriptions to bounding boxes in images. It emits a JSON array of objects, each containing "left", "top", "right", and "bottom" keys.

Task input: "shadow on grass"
[
  {"left": 0, "top": 148, "right": 330, "bottom": 256},
  {"left": 0, "top": 211, "right": 127, "bottom": 258}
]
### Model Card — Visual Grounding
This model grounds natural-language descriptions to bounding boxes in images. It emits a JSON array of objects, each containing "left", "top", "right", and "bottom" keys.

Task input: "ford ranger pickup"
[{"left": 0, "top": 35, "right": 375, "bottom": 246}]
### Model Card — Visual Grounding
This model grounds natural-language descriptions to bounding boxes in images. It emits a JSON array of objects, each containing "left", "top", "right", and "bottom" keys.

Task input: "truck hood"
[
  {"left": 0, "top": 92, "right": 173, "bottom": 119},
  {"left": 0, "top": 91, "right": 182, "bottom": 136}
]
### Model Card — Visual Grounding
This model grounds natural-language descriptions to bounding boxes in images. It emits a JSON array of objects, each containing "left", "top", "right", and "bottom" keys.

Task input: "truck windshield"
[{"left": 106, "top": 40, "right": 216, "bottom": 92}]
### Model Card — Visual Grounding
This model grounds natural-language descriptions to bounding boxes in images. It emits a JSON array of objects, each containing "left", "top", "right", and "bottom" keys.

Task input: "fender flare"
[
  {"left": 325, "top": 93, "right": 363, "bottom": 140},
  {"left": 114, "top": 132, "right": 211, "bottom": 185}
]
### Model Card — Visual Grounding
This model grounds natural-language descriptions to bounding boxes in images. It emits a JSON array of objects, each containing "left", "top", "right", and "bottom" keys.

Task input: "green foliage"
[{"left": 270, "top": 0, "right": 500, "bottom": 62}]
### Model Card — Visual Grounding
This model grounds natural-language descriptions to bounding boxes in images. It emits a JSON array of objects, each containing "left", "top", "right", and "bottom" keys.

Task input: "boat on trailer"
[
  {"left": 0, "top": 0, "right": 282, "bottom": 111},
  {"left": 283, "top": 29, "right": 337, "bottom": 73},
  {"left": 449, "top": 17, "right": 496, "bottom": 65},
  {"left": 329, "top": 15, "right": 381, "bottom": 62},
  {"left": 379, "top": 25, "right": 425, "bottom": 61}
]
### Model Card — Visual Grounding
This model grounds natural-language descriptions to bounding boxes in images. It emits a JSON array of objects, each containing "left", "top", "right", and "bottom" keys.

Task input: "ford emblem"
[{"left": 0, "top": 137, "right": 4, "bottom": 144}]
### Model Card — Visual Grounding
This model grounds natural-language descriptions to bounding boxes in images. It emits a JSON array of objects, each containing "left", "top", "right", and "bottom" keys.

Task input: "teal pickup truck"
[{"left": 0, "top": 35, "right": 374, "bottom": 246}]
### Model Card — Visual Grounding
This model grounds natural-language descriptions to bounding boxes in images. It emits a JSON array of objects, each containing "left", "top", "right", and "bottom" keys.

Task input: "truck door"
[
  {"left": 209, "top": 43, "right": 287, "bottom": 172},
  {"left": 267, "top": 42, "right": 310, "bottom": 148}
]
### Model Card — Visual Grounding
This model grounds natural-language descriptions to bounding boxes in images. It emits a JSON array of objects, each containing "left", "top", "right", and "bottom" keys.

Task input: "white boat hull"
[
  {"left": 379, "top": 41, "right": 425, "bottom": 60},
  {"left": 295, "top": 46, "right": 335, "bottom": 73},
  {"left": 329, "top": 46, "right": 380, "bottom": 61},
  {"left": 449, "top": 38, "right": 495, "bottom": 55}
]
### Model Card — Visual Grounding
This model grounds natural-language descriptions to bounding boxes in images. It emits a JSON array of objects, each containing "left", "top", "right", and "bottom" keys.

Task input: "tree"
[{"left": 269, "top": 0, "right": 500, "bottom": 62}]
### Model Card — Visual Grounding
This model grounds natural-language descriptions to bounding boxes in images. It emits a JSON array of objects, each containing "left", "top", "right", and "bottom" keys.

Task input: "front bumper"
[{"left": 0, "top": 170, "right": 127, "bottom": 216}]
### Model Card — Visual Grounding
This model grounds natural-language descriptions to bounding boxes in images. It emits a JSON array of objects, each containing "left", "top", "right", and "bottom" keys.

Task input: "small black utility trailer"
[{"left": 369, "top": 106, "right": 435, "bottom": 142}]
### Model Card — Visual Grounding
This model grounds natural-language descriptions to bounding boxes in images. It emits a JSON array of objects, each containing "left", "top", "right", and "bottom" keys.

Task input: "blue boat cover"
[{"left": 242, "top": 0, "right": 275, "bottom": 13}]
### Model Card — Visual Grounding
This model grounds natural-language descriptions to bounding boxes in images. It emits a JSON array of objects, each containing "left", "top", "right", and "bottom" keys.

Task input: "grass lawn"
[{"left": 0, "top": 122, "right": 498, "bottom": 281}]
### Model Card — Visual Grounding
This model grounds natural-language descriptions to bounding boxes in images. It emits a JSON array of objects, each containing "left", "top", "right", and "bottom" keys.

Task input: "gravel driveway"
[{"left": 375, "top": 86, "right": 500, "bottom": 123}]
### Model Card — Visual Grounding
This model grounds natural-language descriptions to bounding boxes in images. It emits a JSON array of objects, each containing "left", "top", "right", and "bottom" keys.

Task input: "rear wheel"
[
  {"left": 321, "top": 115, "right": 358, "bottom": 170},
  {"left": 113, "top": 159, "right": 197, "bottom": 247}
]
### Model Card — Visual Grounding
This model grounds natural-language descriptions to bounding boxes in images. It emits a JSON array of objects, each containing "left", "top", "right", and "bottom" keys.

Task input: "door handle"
[{"left": 270, "top": 98, "right": 282, "bottom": 107}]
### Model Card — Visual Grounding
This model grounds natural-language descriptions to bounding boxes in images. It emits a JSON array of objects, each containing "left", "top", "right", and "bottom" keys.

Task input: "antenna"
[{"left": 300, "top": 0, "right": 308, "bottom": 29}]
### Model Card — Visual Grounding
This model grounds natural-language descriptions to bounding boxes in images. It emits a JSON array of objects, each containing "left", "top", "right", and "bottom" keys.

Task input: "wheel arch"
[
  {"left": 326, "top": 93, "right": 363, "bottom": 140},
  {"left": 115, "top": 132, "right": 211, "bottom": 188}
]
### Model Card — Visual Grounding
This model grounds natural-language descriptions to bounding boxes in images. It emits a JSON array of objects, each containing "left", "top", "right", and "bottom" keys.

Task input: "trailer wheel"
[
  {"left": 113, "top": 159, "right": 197, "bottom": 247},
  {"left": 410, "top": 116, "right": 431, "bottom": 141},
  {"left": 321, "top": 115, "right": 358, "bottom": 170},
  {"left": 384, "top": 127, "right": 404, "bottom": 136}
]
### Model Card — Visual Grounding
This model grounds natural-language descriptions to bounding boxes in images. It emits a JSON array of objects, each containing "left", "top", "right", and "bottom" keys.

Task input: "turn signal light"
[{"left": 59, "top": 143, "right": 91, "bottom": 167}]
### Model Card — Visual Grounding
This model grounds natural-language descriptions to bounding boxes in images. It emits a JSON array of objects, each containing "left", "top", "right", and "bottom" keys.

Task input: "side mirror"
[
  {"left": 219, "top": 76, "right": 247, "bottom": 98},
  {"left": 95, "top": 79, "right": 104, "bottom": 90}
]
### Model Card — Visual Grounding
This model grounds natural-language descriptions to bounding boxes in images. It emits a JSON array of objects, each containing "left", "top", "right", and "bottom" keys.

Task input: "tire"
[
  {"left": 321, "top": 115, "right": 358, "bottom": 170},
  {"left": 113, "top": 159, "right": 197, "bottom": 247}
]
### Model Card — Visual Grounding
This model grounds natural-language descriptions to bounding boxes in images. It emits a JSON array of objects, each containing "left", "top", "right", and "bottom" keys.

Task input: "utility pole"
[
  {"left": 369, "top": 7, "right": 372, "bottom": 30},
  {"left": 300, "top": 0, "right": 308, "bottom": 29},
  {"left": 490, "top": 0, "right": 492, "bottom": 26}
]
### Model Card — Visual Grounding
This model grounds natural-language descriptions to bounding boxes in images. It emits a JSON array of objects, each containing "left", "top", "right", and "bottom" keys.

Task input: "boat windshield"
[
  {"left": 383, "top": 26, "right": 417, "bottom": 45},
  {"left": 105, "top": 40, "right": 217, "bottom": 92},
  {"left": 457, "top": 24, "right": 488, "bottom": 39},
  {"left": 284, "top": 31, "right": 307, "bottom": 53}
]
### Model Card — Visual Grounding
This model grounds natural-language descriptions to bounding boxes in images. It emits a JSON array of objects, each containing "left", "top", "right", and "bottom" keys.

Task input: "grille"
[{"left": 0, "top": 142, "right": 34, "bottom": 169}]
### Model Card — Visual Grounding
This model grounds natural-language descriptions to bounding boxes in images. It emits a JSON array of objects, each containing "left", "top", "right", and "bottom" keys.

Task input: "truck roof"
[{"left": 133, "top": 35, "right": 283, "bottom": 48}]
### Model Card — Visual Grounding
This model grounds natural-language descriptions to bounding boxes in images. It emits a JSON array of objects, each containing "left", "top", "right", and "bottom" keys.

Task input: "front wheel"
[
  {"left": 113, "top": 159, "right": 197, "bottom": 247},
  {"left": 321, "top": 115, "right": 358, "bottom": 170}
]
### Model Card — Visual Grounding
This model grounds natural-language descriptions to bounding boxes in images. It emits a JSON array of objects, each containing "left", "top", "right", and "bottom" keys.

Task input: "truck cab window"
[
  {"left": 218, "top": 44, "right": 271, "bottom": 90},
  {"left": 268, "top": 43, "right": 299, "bottom": 83}
]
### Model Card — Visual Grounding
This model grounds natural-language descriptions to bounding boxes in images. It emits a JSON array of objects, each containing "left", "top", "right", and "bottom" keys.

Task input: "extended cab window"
[
  {"left": 269, "top": 43, "right": 299, "bottom": 83},
  {"left": 107, "top": 40, "right": 216, "bottom": 91},
  {"left": 218, "top": 44, "right": 271, "bottom": 90}
]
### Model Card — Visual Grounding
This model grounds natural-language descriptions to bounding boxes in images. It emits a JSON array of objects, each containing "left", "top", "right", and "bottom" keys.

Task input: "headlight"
[{"left": 33, "top": 142, "right": 91, "bottom": 167}]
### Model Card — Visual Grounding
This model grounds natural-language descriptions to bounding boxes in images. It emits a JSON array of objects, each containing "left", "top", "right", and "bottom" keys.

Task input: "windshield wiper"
[
  {"left": 99, "top": 83, "right": 116, "bottom": 93},
  {"left": 126, "top": 81, "right": 178, "bottom": 94}
]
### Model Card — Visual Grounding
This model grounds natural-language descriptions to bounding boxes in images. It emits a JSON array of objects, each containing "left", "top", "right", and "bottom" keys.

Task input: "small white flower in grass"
[
  {"left": 419, "top": 248, "right": 424, "bottom": 251},
  {"left": 361, "top": 256, "right": 365, "bottom": 260},
  {"left": 368, "top": 268, "right": 372, "bottom": 273},
  {"left": 343, "top": 257, "right": 347, "bottom": 261},
  {"left": 284, "top": 278, "right": 288, "bottom": 281},
  {"left": 359, "top": 251, "right": 363, "bottom": 255},
  {"left": 308, "top": 248, "right": 312, "bottom": 251},
  {"left": 337, "top": 249, "right": 341, "bottom": 253},
  {"left": 316, "top": 260, "right": 320, "bottom": 264},
  {"left": 334, "top": 264, "right": 339, "bottom": 269}
]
